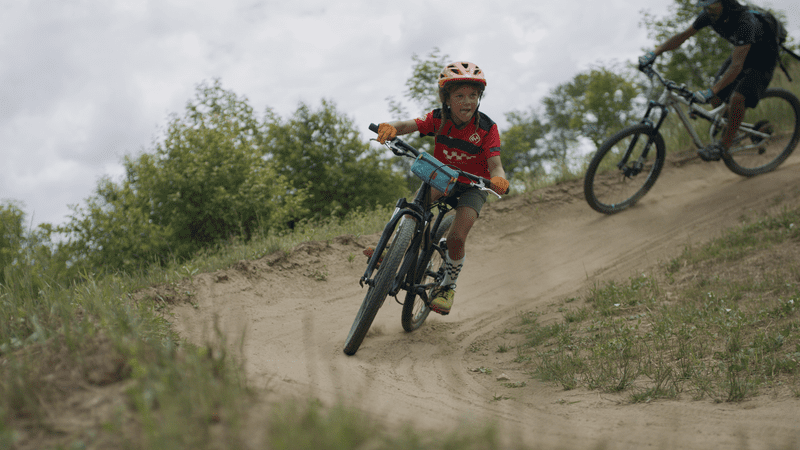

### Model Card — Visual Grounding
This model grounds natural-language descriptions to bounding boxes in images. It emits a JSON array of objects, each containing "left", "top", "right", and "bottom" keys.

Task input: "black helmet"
[{"left": 697, "top": 0, "right": 742, "bottom": 8}]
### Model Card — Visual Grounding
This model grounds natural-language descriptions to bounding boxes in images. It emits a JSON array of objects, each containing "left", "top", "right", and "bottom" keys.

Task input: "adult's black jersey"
[{"left": 692, "top": 8, "right": 779, "bottom": 70}]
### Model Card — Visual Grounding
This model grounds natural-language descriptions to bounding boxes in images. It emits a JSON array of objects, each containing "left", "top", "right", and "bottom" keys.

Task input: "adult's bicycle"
[
  {"left": 343, "top": 123, "right": 501, "bottom": 356},
  {"left": 583, "top": 65, "right": 800, "bottom": 214}
]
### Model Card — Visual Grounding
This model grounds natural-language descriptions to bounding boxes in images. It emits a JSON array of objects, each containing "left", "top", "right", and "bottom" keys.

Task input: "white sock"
[{"left": 440, "top": 252, "right": 464, "bottom": 288}]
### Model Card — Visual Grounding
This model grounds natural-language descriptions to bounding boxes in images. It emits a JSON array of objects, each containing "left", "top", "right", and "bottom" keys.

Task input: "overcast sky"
[{"left": 2, "top": 0, "right": 799, "bottom": 227}]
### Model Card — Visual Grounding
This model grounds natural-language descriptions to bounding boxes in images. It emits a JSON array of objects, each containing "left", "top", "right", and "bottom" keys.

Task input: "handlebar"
[
  {"left": 639, "top": 65, "right": 695, "bottom": 102},
  {"left": 369, "top": 123, "right": 502, "bottom": 197},
  {"left": 369, "top": 123, "right": 420, "bottom": 157}
]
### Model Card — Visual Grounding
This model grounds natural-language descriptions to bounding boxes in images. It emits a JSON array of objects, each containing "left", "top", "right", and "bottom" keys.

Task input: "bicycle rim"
[
  {"left": 584, "top": 124, "right": 666, "bottom": 214},
  {"left": 401, "top": 215, "right": 454, "bottom": 332},
  {"left": 723, "top": 88, "right": 800, "bottom": 177},
  {"left": 343, "top": 218, "right": 415, "bottom": 355}
]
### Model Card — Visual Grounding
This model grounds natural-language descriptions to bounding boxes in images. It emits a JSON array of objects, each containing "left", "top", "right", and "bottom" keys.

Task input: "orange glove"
[
  {"left": 377, "top": 123, "right": 397, "bottom": 144},
  {"left": 490, "top": 176, "right": 509, "bottom": 195}
]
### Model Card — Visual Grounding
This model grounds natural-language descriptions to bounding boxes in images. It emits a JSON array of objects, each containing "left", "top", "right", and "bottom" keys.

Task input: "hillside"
[{"left": 168, "top": 149, "right": 800, "bottom": 449}]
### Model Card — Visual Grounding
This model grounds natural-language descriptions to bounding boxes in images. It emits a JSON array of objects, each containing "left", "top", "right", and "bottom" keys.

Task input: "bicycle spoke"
[
  {"left": 723, "top": 89, "right": 800, "bottom": 176},
  {"left": 584, "top": 124, "right": 665, "bottom": 214}
]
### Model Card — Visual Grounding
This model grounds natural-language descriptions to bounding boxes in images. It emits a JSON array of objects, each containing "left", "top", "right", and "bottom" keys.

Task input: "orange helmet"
[{"left": 438, "top": 61, "right": 487, "bottom": 89}]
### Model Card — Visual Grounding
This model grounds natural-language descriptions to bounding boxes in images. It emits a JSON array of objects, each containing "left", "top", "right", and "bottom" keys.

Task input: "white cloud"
[{"left": 1, "top": 0, "right": 798, "bottom": 225}]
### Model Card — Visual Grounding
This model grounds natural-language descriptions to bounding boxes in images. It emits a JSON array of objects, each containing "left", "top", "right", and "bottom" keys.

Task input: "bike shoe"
[
  {"left": 430, "top": 285, "right": 455, "bottom": 315},
  {"left": 363, "top": 247, "right": 384, "bottom": 267},
  {"left": 697, "top": 143, "right": 724, "bottom": 162}
]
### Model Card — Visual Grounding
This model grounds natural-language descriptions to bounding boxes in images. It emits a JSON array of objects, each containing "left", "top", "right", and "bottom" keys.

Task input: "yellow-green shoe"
[{"left": 430, "top": 286, "right": 455, "bottom": 315}]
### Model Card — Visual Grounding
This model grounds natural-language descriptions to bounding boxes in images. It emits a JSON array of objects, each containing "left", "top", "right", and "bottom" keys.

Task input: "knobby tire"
[
  {"left": 584, "top": 123, "right": 666, "bottom": 214},
  {"left": 401, "top": 215, "right": 455, "bottom": 332},
  {"left": 722, "top": 88, "right": 800, "bottom": 177},
  {"left": 343, "top": 218, "right": 415, "bottom": 355}
]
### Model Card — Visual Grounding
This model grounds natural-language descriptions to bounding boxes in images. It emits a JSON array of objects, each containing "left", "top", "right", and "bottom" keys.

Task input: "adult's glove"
[
  {"left": 692, "top": 88, "right": 715, "bottom": 104},
  {"left": 377, "top": 123, "right": 397, "bottom": 144},
  {"left": 490, "top": 176, "right": 509, "bottom": 195},
  {"left": 638, "top": 51, "right": 656, "bottom": 69}
]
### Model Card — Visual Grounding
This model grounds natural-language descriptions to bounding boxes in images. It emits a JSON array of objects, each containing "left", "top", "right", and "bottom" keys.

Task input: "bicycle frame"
[
  {"left": 642, "top": 69, "right": 773, "bottom": 155},
  {"left": 359, "top": 188, "right": 427, "bottom": 288},
  {"left": 359, "top": 182, "right": 452, "bottom": 298}
]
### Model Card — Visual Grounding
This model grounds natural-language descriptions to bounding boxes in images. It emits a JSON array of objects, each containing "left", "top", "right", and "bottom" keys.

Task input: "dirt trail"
[{"left": 173, "top": 152, "right": 800, "bottom": 449}]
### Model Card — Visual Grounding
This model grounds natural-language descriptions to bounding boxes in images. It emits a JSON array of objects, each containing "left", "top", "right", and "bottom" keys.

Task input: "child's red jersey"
[{"left": 414, "top": 109, "right": 501, "bottom": 181}]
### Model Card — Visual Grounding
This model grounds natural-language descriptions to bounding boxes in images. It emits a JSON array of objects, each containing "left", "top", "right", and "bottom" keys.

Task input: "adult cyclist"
[{"left": 639, "top": 0, "right": 781, "bottom": 161}]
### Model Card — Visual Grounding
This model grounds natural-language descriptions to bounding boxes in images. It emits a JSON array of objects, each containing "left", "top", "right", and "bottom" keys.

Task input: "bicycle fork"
[
  {"left": 360, "top": 198, "right": 426, "bottom": 288},
  {"left": 619, "top": 101, "right": 669, "bottom": 177}
]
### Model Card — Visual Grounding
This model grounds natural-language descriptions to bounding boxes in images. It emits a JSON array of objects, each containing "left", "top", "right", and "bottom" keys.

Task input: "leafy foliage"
[
  {"left": 58, "top": 80, "right": 409, "bottom": 274},
  {"left": 502, "top": 66, "right": 640, "bottom": 179},
  {"left": 544, "top": 67, "right": 641, "bottom": 149},
  {"left": 0, "top": 202, "right": 24, "bottom": 286},
  {"left": 0, "top": 201, "right": 68, "bottom": 291},
  {"left": 129, "top": 81, "right": 304, "bottom": 250},
  {"left": 266, "top": 99, "right": 406, "bottom": 221},
  {"left": 501, "top": 108, "right": 547, "bottom": 177},
  {"left": 387, "top": 47, "right": 449, "bottom": 118},
  {"left": 59, "top": 80, "right": 306, "bottom": 273}
]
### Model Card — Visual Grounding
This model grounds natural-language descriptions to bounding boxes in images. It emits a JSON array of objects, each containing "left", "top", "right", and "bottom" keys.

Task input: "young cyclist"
[{"left": 373, "top": 61, "right": 509, "bottom": 315}]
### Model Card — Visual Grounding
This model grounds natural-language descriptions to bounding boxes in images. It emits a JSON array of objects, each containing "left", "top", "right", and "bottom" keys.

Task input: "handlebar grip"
[
  {"left": 369, "top": 123, "right": 379, "bottom": 133},
  {"left": 489, "top": 178, "right": 510, "bottom": 195}
]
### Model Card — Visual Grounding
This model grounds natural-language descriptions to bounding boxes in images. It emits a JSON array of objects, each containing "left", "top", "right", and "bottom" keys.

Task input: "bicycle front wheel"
[
  {"left": 343, "top": 217, "right": 415, "bottom": 355},
  {"left": 401, "top": 215, "right": 454, "bottom": 332},
  {"left": 584, "top": 124, "right": 666, "bottom": 214},
  {"left": 723, "top": 88, "right": 800, "bottom": 177}
]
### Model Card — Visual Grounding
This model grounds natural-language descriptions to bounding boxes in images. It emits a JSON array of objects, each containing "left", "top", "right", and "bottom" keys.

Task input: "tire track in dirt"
[{"left": 172, "top": 152, "right": 800, "bottom": 449}]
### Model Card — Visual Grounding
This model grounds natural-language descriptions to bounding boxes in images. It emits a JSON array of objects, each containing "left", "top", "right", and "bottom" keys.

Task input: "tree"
[
  {"left": 500, "top": 109, "right": 547, "bottom": 177},
  {"left": 266, "top": 99, "right": 406, "bottom": 221},
  {"left": 59, "top": 80, "right": 305, "bottom": 273},
  {"left": 59, "top": 178, "right": 174, "bottom": 273},
  {"left": 387, "top": 47, "right": 450, "bottom": 119},
  {"left": 0, "top": 201, "right": 25, "bottom": 286},
  {"left": 543, "top": 67, "right": 641, "bottom": 149},
  {"left": 129, "top": 80, "right": 303, "bottom": 251},
  {"left": 0, "top": 201, "right": 70, "bottom": 290},
  {"left": 502, "top": 66, "right": 641, "bottom": 180}
]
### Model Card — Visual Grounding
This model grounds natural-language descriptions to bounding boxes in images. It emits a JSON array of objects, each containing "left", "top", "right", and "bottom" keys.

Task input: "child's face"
[{"left": 446, "top": 85, "right": 480, "bottom": 125}]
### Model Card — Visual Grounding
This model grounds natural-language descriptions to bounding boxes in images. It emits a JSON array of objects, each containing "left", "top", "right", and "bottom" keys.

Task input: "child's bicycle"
[
  {"left": 583, "top": 65, "right": 800, "bottom": 214},
  {"left": 343, "top": 124, "right": 501, "bottom": 356}
]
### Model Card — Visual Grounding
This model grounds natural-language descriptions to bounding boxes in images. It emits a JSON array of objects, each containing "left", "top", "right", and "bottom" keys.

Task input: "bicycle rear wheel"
[
  {"left": 401, "top": 215, "right": 454, "bottom": 332},
  {"left": 722, "top": 88, "right": 800, "bottom": 177},
  {"left": 343, "top": 217, "right": 415, "bottom": 355},
  {"left": 584, "top": 124, "right": 666, "bottom": 214}
]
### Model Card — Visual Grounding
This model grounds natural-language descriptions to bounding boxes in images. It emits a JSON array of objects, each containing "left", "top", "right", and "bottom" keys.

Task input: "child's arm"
[
  {"left": 377, "top": 120, "right": 418, "bottom": 143},
  {"left": 387, "top": 119, "right": 419, "bottom": 136},
  {"left": 487, "top": 155, "right": 509, "bottom": 194},
  {"left": 487, "top": 155, "right": 505, "bottom": 179}
]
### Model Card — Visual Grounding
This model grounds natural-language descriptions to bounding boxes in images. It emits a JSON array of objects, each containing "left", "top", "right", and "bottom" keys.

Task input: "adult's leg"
[{"left": 721, "top": 91, "right": 747, "bottom": 149}]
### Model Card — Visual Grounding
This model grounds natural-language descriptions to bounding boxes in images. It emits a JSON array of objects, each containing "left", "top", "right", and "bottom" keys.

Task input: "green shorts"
[{"left": 448, "top": 185, "right": 488, "bottom": 216}]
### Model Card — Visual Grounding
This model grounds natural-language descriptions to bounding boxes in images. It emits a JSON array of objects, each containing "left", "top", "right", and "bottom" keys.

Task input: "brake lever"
[
  {"left": 473, "top": 178, "right": 501, "bottom": 199},
  {"left": 371, "top": 138, "right": 406, "bottom": 157}
]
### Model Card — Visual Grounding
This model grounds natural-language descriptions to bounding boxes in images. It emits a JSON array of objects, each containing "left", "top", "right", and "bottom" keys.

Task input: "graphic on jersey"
[{"left": 442, "top": 149, "right": 476, "bottom": 162}]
